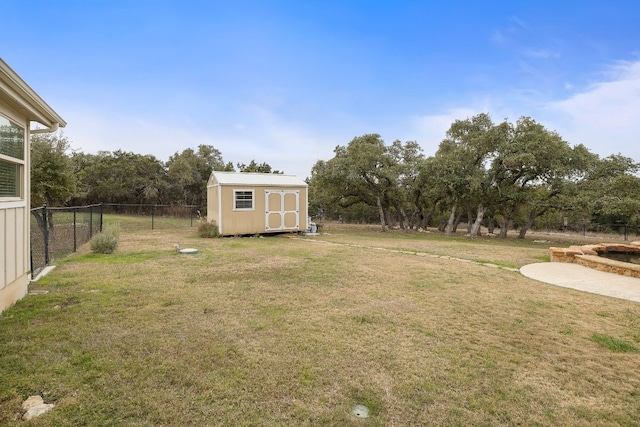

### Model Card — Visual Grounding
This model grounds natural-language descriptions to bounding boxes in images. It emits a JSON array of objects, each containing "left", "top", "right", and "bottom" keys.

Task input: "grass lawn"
[{"left": 2, "top": 220, "right": 640, "bottom": 425}]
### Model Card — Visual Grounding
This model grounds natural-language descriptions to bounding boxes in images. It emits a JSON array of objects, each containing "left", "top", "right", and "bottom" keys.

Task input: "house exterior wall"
[
  {"left": 0, "top": 98, "right": 30, "bottom": 312},
  {"left": 209, "top": 184, "right": 308, "bottom": 236}
]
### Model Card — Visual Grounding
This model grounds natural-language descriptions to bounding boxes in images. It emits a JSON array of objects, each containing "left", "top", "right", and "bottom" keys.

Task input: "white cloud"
[
  {"left": 59, "top": 100, "right": 344, "bottom": 180},
  {"left": 61, "top": 108, "right": 216, "bottom": 161},
  {"left": 222, "top": 104, "right": 344, "bottom": 178},
  {"left": 59, "top": 57, "right": 640, "bottom": 186},
  {"left": 406, "top": 61, "right": 640, "bottom": 164},
  {"left": 545, "top": 60, "right": 640, "bottom": 161},
  {"left": 408, "top": 107, "right": 481, "bottom": 154}
]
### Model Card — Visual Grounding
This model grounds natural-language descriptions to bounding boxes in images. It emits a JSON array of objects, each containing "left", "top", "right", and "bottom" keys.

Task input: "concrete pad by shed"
[{"left": 520, "top": 262, "right": 640, "bottom": 303}]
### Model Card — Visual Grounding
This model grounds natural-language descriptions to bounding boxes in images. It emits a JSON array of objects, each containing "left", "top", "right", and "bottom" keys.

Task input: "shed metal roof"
[{"left": 208, "top": 171, "right": 308, "bottom": 187}]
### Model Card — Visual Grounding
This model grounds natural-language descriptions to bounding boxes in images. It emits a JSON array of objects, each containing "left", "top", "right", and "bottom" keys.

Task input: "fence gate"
[{"left": 265, "top": 190, "right": 300, "bottom": 232}]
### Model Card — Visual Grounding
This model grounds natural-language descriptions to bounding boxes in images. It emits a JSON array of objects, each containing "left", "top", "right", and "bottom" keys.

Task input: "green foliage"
[
  {"left": 237, "top": 159, "right": 282, "bottom": 173},
  {"left": 166, "top": 145, "right": 233, "bottom": 206},
  {"left": 90, "top": 224, "right": 120, "bottom": 254},
  {"left": 30, "top": 131, "right": 77, "bottom": 207},
  {"left": 197, "top": 220, "right": 221, "bottom": 238},
  {"left": 66, "top": 143, "right": 265, "bottom": 208},
  {"left": 591, "top": 333, "right": 639, "bottom": 353},
  {"left": 27, "top": 112, "right": 640, "bottom": 242},
  {"left": 309, "top": 114, "right": 639, "bottom": 240},
  {"left": 578, "top": 155, "right": 640, "bottom": 225},
  {"left": 308, "top": 134, "right": 424, "bottom": 231},
  {"left": 72, "top": 150, "right": 167, "bottom": 205}
]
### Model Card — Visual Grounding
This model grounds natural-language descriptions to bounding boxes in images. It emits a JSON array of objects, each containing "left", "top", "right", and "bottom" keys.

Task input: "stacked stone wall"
[{"left": 549, "top": 241, "right": 640, "bottom": 278}]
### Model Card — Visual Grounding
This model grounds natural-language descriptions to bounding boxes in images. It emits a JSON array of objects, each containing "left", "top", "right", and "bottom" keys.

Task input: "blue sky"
[{"left": 3, "top": 1, "right": 640, "bottom": 178}]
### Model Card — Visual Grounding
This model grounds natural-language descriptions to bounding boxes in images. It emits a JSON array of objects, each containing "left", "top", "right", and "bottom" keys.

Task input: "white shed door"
[{"left": 265, "top": 190, "right": 300, "bottom": 231}]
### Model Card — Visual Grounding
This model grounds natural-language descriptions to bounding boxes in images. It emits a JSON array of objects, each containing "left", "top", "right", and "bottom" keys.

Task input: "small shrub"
[
  {"left": 198, "top": 220, "right": 220, "bottom": 238},
  {"left": 90, "top": 224, "right": 120, "bottom": 254}
]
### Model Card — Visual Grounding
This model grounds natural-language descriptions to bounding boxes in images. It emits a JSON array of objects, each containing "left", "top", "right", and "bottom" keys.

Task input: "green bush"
[
  {"left": 90, "top": 224, "right": 120, "bottom": 254},
  {"left": 198, "top": 220, "right": 221, "bottom": 238}
]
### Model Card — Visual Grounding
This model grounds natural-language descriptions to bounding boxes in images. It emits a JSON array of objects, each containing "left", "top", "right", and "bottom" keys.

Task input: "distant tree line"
[
  {"left": 31, "top": 113, "right": 640, "bottom": 239},
  {"left": 308, "top": 114, "right": 640, "bottom": 238},
  {"left": 30, "top": 133, "right": 281, "bottom": 209}
]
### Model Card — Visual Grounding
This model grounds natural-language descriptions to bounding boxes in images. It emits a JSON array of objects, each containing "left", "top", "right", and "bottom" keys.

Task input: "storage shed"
[{"left": 207, "top": 171, "right": 308, "bottom": 236}]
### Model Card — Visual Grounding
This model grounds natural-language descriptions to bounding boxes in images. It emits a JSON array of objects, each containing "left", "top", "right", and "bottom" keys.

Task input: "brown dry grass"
[{"left": 1, "top": 220, "right": 639, "bottom": 425}]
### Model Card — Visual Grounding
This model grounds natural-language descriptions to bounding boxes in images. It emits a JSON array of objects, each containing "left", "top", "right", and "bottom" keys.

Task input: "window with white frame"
[
  {"left": 234, "top": 190, "right": 254, "bottom": 210},
  {"left": 0, "top": 115, "right": 24, "bottom": 198}
]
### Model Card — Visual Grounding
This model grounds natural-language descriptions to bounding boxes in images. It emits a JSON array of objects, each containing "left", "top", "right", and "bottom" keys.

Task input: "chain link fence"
[
  {"left": 30, "top": 204, "right": 103, "bottom": 278},
  {"left": 562, "top": 222, "right": 640, "bottom": 241},
  {"left": 30, "top": 204, "right": 202, "bottom": 279},
  {"left": 529, "top": 216, "right": 639, "bottom": 242},
  {"left": 101, "top": 204, "right": 201, "bottom": 231}
]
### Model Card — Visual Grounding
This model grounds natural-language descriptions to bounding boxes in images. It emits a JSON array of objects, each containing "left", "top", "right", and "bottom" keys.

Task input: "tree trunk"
[
  {"left": 469, "top": 203, "right": 487, "bottom": 238},
  {"left": 415, "top": 205, "right": 424, "bottom": 230},
  {"left": 518, "top": 207, "right": 546, "bottom": 239},
  {"left": 376, "top": 196, "right": 387, "bottom": 232},
  {"left": 499, "top": 217, "right": 510, "bottom": 238},
  {"left": 452, "top": 210, "right": 463, "bottom": 233},
  {"left": 445, "top": 202, "right": 457, "bottom": 237},
  {"left": 33, "top": 209, "right": 46, "bottom": 236},
  {"left": 384, "top": 207, "right": 394, "bottom": 229},
  {"left": 487, "top": 214, "right": 495, "bottom": 234},
  {"left": 399, "top": 206, "right": 409, "bottom": 231},
  {"left": 409, "top": 210, "right": 418, "bottom": 230},
  {"left": 466, "top": 209, "right": 473, "bottom": 235},
  {"left": 422, "top": 205, "right": 436, "bottom": 229}
]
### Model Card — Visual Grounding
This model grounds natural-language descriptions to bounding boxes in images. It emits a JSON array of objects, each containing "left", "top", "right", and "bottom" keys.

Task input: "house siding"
[{"left": 0, "top": 101, "right": 29, "bottom": 311}]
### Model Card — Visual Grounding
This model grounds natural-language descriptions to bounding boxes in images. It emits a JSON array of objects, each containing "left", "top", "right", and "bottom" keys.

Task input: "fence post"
[
  {"left": 99, "top": 203, "right": 103, "bottom": 233},
  {"left": 30, "top": 242, "right": 34, "bottom": 279},
  {"left": 89, "top": 205, "right": 93, "bottom": 238},
  {"left": 73, "top": 208, "right": 77, "bottom": 252},
  {"left": 624, "top": 224, "right": 628, "bottom": 241},
  {"left": 151, "top": 204, "right": 155, "bottom": 230},
  {"left": 43, "top": 204, "right": 50, "bottom": 266}
]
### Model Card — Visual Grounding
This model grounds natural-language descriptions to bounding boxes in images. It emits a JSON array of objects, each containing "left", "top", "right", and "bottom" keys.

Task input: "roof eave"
[{"left": 0, "top": 58, "right": 66, "bottom": 131}]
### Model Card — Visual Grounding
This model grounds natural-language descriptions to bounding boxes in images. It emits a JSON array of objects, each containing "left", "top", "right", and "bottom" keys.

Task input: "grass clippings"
[{"left": 1, "top": 220, "right": 640, "bottom": 425}]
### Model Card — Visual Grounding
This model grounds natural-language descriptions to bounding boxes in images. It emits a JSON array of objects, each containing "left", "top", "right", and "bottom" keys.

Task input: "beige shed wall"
[
  {"left": 206, "top": 185, "right": 219, "bottom": 228},
  {"left": 0, "top": 100, "right": 30, "bottom": 312},
  {"left": 211, "top": 185, "right": 308, "bottom": 235}
]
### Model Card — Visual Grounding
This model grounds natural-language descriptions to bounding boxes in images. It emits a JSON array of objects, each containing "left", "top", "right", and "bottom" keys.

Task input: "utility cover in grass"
[
  {"left": 351, "top": 404, "right": 370, "bottom": 418},
  {"left": 179, "top": 248, "right": 198, "bottom": 254},
  {"left": 174, "top": 244, "right": 198, "bottom": 254}
]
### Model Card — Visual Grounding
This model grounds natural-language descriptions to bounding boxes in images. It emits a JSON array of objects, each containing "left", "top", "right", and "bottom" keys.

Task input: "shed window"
[
  {"left": 234, "top": 190, "right": 254, "bottom": 210},
  {"left": 0, "top": 115, "right": 24, "bottom": 198}
]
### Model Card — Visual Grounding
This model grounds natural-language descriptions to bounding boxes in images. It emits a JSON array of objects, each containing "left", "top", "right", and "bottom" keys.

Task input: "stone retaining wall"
[{"left": 549, "top": 241, "right": 640, "bottom": 278}]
